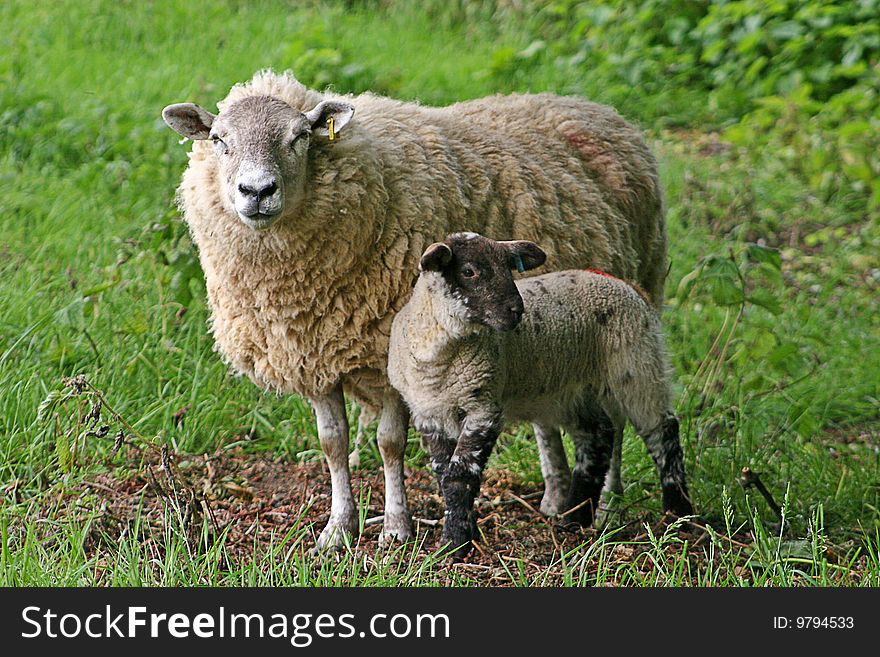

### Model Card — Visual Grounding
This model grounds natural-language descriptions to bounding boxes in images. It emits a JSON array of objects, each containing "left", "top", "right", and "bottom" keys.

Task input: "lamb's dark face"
[
  {"left": 162, "top": 95, "right": 354, "bottom": 231},
  {"left": 419, "top": 233, "right": 546, "bottom": 333}
]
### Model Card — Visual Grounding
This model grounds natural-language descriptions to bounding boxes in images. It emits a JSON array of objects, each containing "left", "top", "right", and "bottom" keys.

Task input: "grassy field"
[{"left": 1, "top": 0, "right": 878, "bottom": 586}]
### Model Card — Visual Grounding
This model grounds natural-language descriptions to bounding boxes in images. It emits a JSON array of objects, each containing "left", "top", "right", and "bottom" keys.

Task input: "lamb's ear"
[
  {"left": 162, "top": 103, "right": 216, "bottom": 140},
  {"left": 305, "top": 100, "right": 355, "bottom": 138},
  {"left": 419, "top": 243, "right": 453, "bottom": 272},
  {"left": 501, "top": 240, "right": 546, "bottom": 272}
]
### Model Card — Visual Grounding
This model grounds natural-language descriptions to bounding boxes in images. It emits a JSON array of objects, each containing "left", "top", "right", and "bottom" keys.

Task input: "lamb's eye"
[
  {"left": 461, "top": 266, "right": 477, "bottom": 279},
  {"left": 290, "top": 132, "right": 308, "bottom": 148}
]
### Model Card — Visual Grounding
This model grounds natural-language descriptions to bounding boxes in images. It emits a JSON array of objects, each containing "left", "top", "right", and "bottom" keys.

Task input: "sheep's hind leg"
[
  {"left": 562, "top": 403, "right": 615, "bottom": 528},
  {"left": 348, "top": 405, "right": 377, "bottom": 470},
  {"left": 534, "top": 424, "right": 571, "bottom": 516},
  {"left": 377, "top": 391, "right": 414, "bottom": 545},
  {"left": 641, "top": 414, "right": 693, "bottom": 518},
  {"left": 312, "top": 387, "right": 359, "bottom": 550},
  {"left": 594, "top": 423, "right": 625, "bottom": 528},
  {"left": 602, "top": 427, "right": 624, "bottom": 496}
]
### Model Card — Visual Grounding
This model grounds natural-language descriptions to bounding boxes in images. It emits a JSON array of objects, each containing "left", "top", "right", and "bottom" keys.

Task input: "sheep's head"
[
  {"left": 162, "top": 95, "right": 354, "bottom": 231},
  {"left": 418, "top": 232, "right": 546, "bottom": 333}
]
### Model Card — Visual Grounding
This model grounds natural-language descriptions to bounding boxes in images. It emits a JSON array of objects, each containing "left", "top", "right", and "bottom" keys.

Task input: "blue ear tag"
[{"left": 513, "top": 253, "right": 525, "bottom": 273}]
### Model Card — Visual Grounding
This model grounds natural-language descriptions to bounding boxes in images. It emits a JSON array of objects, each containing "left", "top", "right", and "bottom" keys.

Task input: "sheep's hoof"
[
  {"left": 539, "top": 484, "right": 569, "bottom": 516},
  {"left": 378, "top": 513, "right": 415, "bottom": 547},
  {"left": 348, "top": 449, "right": 361, "bottom": 470},
  {"left": 315, "top": 515, "right": 358, "bottom": 551}
]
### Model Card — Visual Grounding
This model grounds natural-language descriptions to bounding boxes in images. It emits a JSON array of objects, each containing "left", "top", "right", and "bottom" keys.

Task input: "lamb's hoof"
[
  {"left": 593, "top": 491, "right": 623, "bottom": 529},
  {"left": 378, "top": 513, "right": 415, "bottom": 548},
  {"left": 440, "top": 538, "right": 473, "bottom": 563},
  {"left": 662, "top": 486, "right": 694, "bottom": 519},
  {"left": 440, "top": 524, "right": 475, "bottom": 562},
  {"left": 314, "top": 515, "right": 358, "bottom": 552},
  {"left": 560, "top": 498, "right": 597, "bottom": 529},
  {"left": 601, "top": 477, "right": 624, "bottom": 498},
  {"left": 348, "top": 450, "right": 361, "bottom": 470}
]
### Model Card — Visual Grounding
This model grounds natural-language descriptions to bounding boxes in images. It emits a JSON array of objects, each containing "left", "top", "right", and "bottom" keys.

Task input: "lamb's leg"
[
  {"left": 534, "top": 424, "right": 571, "bottom": 516},
  {"left": 641, "top": 414, "right": 693, "bottom": 517},
  {"left": 311, "top": 386, "right": 358, "bottom": 549},
  {"left": 348, "top": 405, "right": 377, "bottom": 470},
  {"left": 376, "top": 391, "right": 414, "bottom": 544},
  {"left": 602, "top": 427, "right": 624, "bottom": 496},
  {"left": 421, "top": 428, "right": 456, "bottom": 483},
  {"left": 562, "top": 403, "right": 615, "bottom": 528},
  {"left": 439, "top": 411, "right": 503, "bottom": 560}
]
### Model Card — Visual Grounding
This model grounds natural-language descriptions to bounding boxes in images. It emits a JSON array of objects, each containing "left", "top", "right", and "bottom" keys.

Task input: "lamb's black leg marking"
[
  {"left": 643, "top": 414, "right": 693, "bottom": 517},
  {"left": 439, "top": 411, "right": 503, "bottom": 560},
  {"left": 564, "top": 404, "right": 615, "bottom": 527},
  {"left": 420, "top": 428, "right": 456, "bottom": 484}
]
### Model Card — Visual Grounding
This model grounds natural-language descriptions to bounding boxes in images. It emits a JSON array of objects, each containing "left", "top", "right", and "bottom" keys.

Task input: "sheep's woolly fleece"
[{"left": 175, "top": 70, "right": 665, "bottom": 409}]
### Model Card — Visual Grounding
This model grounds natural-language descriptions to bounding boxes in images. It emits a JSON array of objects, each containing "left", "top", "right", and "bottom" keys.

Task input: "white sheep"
[
  {"left": 387, "top": 233, "right": 693, "bottom": 559},
  {"left": 161, "top": 69, "right": 667, "bottom": 548}
]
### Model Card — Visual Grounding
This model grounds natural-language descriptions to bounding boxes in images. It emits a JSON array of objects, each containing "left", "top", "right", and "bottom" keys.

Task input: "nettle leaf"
[
  {"left": 746, "top": 288, "right": 783, "bottom": 315},
  {"left": 745, "top": 243, "right": 782, "bottom": 270},
  {"left": 703, "top": 255, "right": 744, "bottom": 306}
]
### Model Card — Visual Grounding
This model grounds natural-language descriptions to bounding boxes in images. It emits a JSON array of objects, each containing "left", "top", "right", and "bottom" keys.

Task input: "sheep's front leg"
[
  {"left": 377, "top": 390, "right": 414, "bottom": 545},
  {"left": 440, "top": 410, "right": 503, "bottom": 560},
  {"left": 534, "top": 424, "right": 571, "bottom": 515},
  {"left": 420, "top": 426, "right": 456, "bottom": 483},
  {"left": 312, "top": 387, "right": 358, "bottom": 549}
]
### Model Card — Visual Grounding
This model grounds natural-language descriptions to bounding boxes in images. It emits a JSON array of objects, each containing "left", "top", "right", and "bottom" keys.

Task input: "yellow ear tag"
[{"left": 327, "top": 116, "right": 335, "bottom": 141}]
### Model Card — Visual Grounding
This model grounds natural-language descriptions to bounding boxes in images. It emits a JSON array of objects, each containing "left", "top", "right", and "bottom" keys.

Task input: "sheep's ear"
[
  {"left": 305, "top": 100, "right": 355, "bottom": 138},
  {"left": 162, "top": 103, "right": 216, "bottom": 140},
  {"left": 419, "top": 243, "right": 453, "bottom": 272},
  {"left": 501, "top": 240, "right": 546, "bottom": 272}
]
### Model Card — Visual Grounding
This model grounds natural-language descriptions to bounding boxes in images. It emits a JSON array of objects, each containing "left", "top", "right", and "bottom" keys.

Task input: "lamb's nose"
[{"left": 238, "top": 179, "right": 278, "bottom": 199}]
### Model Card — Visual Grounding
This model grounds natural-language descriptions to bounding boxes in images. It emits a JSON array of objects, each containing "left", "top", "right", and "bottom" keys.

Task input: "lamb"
[
  {"left": 160, "top": 69, "right": 667, "bottom": 548},
  {"left": 387, "top": 233, "right": 693, "bottom": 559}
]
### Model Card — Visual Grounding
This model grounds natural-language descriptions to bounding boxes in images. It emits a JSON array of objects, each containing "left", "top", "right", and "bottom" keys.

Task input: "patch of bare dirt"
[{"left": 33, "top": 443, "right": 740, "bottom": 586}]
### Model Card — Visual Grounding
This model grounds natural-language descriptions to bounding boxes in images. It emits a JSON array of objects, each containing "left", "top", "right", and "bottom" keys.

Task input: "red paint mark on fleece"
[
  {"left": 584, "top": 268, "right": 622, "bottom": 282},
  {"left": 584, "top": 269, "right": 653, "bottom": 304}
]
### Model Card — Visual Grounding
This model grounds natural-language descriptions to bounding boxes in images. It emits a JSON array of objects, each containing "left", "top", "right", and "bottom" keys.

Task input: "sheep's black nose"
[{"left": 238, "top": 179, "right": 278, "bottom": 199}]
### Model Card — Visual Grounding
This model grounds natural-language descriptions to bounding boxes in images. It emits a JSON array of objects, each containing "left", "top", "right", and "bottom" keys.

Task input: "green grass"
[{"left": 1, "top": 0, "right": 879, "bottom": 586}]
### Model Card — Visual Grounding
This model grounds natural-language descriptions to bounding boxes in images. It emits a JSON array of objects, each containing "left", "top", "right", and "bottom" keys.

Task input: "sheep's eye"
[
  {"left": 460, "top": 266, "right": 477, "bottom": 279},
  {"left": 210, "top": 136, "right": 228, "bottom": 154},
  {"left": 290, "top": 132, "right": 308, "bottom": 148}
]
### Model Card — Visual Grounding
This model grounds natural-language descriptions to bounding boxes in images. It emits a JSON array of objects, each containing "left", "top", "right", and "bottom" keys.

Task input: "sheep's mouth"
[{"left": 238, "top": 211, "right": 280, "bottom": 230}]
